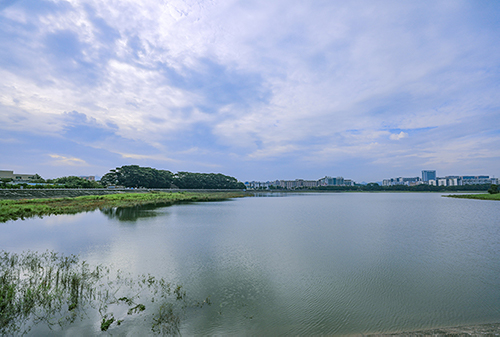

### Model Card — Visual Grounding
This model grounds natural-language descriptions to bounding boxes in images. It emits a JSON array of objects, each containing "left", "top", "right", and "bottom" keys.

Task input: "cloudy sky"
[{"left": 1, "top": 0, "right": 499, "bottom": 182}]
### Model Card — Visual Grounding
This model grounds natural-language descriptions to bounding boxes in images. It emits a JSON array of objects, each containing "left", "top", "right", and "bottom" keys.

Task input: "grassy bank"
[
  {"left": 446, "top": 193, "right": 500, "bottom": 201},
  {"left": 0, "top": 191, "right": 248, "bottom": 222}
]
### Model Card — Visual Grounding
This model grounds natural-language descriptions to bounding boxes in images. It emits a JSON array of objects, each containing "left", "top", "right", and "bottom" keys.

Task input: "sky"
[{"left": 1, "top": 0, "right": 499, "bottom": 182}]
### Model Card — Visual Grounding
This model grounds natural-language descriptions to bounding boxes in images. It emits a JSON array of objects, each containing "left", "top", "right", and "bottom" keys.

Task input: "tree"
[
  {"left": 488, "top": 184, "right": 499, "bottom": 194},
  {"left": 100, "top": 166, "right": 173, "bottom": 188},
  {"left": 0, "top": 177, "right": 13, "bottom": 188},
  {"left": 365, "top": 183, "right": 381, "bottom": 191},
  {"left": 53, "top": 176, "right": 102, "bottom": 188},
  {"left": 173, "top": 172, "right": 245, "bottom": 189},
  {"left": 30, "top": 174, "right": 46, "bottom": 183}
]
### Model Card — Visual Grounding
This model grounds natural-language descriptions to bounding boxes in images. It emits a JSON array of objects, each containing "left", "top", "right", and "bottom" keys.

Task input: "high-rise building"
[{"left": 422, "top": 170, "right": 436, "bottom": 182}]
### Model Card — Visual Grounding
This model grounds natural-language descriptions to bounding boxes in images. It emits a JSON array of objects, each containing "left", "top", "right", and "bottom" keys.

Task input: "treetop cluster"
[{"left": 99, "top": 165, "right": 246, "bottom": 189}]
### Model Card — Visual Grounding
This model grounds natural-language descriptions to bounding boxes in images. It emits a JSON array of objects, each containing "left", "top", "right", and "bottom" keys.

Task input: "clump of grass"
[
  {"left": 0, "top": 251, "right": 211, "bottom": 335},
  {"left": 0, "top": 191, "right": 248, "bottom": 222}
]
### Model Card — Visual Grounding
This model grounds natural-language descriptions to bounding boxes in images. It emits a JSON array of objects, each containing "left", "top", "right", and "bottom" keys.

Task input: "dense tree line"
[
  {"left": 173, "top": 172, "right": 245, "bottom": 189},
  {"left": 100, "top": 165, "right": 245, "bottom": 189},
  {"left": 49, "top": 176, "right": 102, "bottom": 188}
]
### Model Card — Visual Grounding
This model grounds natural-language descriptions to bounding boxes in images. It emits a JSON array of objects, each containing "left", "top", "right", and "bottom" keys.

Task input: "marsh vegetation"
[
  {"left": 446, "top": 193, "right": 500, "bottom": 201},
  {"left": 0, "top": 191, "right": 247, "bottom": 222},
  {"left": 0, "top": 251, "right": 210, "bottom": 335}
]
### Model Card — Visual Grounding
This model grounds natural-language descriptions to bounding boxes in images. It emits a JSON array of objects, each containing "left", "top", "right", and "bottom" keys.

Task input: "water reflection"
[
  {"left": 100, "top": 201, "right": 202, "bottom": 222},
  {"left": 100, "top": 204, "right": 165, "bottom": 222}
]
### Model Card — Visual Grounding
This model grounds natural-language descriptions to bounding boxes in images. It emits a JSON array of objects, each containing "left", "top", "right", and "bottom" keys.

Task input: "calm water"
[{"left": 2, "top": 193, "right": 500, "bottom": 335}]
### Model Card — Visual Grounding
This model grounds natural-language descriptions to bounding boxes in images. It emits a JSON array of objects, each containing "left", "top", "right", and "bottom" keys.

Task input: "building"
[
  {"left": 244, "top": 181, "right": 271, "bottom": 189},
  {"left": 79, "top": 176, "right": 96, "bottom": 181},
  {"left": 244, "top": 176, "right": 355, "bottom": 190},
  {"left": 280, "top": 180, "right": 301, "bottom": 189},
  {"left": 422, "top": 170, "right": 436, "bottom": 182},
  {"left": 0, "top": 170, "right": 37, "bottom": 182},
  {"left": 382, "top": 177, "right": 421, "bottom": 186},
  {"left": 446, "top": 176, "right": 459, "bottom": 186},
  {"left": 460, "top": 176, "right": 493, "bottom": 185},
  {"left": 344, "top": 179, "right": 355, "bottom": 186},
  {"left": 318, "top": 176, "right": 345, "bottom": 186},
  {"left": 294, "top": 179, "right": 318, "bottom": 188},
  {"left": 437, "top": 178, "right": 447, "bottom": 186},
  {"left": 429, "top": 175, "right": 496, "bottom": 187},
  {"left": 385, "top": 170, "right": 497, "bottom": 187}
]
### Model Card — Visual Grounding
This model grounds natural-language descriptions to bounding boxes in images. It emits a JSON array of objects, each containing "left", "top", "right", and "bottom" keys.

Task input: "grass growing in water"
[
  {"left": 0, "top": 191, "right": 248, "bottom": 222},
  {"left": 0, "top": 250, "right": 211, "bottom": 335},
  {"left": 446, "top": 193, "right": 500, "bottom": 201}
]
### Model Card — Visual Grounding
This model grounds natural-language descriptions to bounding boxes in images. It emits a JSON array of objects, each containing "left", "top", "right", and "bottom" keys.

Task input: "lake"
[{"left": 2, "top": 192, "right": 500, "bottom": 335}]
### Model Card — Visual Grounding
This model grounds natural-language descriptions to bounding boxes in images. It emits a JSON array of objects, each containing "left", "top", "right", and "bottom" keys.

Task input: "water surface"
[{"left": 2, "top": 193, "right": 500, "bottom": 335}]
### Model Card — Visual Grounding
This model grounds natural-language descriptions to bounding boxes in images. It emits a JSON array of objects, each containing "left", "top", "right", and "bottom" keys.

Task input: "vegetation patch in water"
[
  {"left": 0, "top": 250, "right": 210, "bottom": 335},
  {"left": 0, "top": 191, "right": 248, "bottom": 222},
  {"left": 445, "top": 193, "right": 500, "bottom": 201}
]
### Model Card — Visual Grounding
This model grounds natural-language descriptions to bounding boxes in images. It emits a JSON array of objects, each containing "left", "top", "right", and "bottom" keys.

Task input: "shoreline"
[{"left": 382, "top": 322, "right": 500, "bottom": 336}]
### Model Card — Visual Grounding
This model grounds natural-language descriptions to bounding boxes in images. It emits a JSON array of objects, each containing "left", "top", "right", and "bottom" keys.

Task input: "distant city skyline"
[
  {"left": 245, "top": 170, "right": 498, "bottom": 188},
  {"left": 1, "top": 1, "right": 499, "bottom": 181},
  {"left": 2, "top": 167, "right": 499, "bottom": 186}
]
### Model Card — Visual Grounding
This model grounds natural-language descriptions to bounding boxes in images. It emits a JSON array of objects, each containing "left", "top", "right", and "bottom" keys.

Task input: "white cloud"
[
  {"left": 116, "top": 152, "right": 179, "bottom": 163},
  {"left": 390, "top": 132, "right": 409, "bottom": 141},
  {"left": 48, "top": 154, "right": 88, "bottom": 166}
]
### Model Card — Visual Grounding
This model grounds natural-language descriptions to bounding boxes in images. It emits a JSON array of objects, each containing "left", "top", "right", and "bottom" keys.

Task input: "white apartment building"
[
  {"left": 428, "top": 176, "right": 496, "bottom": 187},
  {"left": 382, "top": 177, "right": 421, "bottom": 186}
]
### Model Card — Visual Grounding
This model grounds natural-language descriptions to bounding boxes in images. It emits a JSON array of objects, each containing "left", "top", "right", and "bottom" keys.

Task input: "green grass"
[
  {"left": 0, "top": 191, "right": 248, "bottom": 222},
  {"left": 446, "top": 193, "right": 500, "bottom": 201}
]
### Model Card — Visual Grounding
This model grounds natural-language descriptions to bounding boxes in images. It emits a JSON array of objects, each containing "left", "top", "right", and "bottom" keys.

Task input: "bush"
[{"left": 488, "top": 184, "right": 499, "bottom": 194}]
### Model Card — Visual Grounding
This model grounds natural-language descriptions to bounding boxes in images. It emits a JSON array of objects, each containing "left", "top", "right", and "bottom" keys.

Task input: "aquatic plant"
[{"left": 0, "top": 250, "right": 210, "bottom": 335}]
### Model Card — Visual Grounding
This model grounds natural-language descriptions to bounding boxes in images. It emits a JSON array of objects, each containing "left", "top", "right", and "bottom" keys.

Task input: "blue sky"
[{"left": 1, "top": 0, "right": 499, "bottom": 182}]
